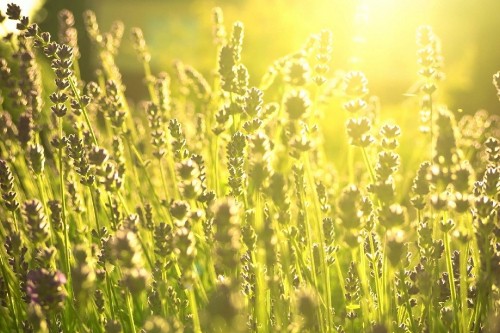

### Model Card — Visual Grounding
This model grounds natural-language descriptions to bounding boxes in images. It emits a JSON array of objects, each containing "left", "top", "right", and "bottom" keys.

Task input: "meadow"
[{"left": 0, "top": 2, "right": 499, "bottom": 332}]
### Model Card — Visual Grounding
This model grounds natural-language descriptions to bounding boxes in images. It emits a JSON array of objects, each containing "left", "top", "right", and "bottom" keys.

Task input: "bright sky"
[{"left": 1, "top": 0, "right": 44, "bottom": 35}]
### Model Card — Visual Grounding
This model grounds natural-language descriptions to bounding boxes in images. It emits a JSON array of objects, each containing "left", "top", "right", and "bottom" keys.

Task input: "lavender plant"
[{"left": 0, "top": 3, "right": 498, "bottom": 333}]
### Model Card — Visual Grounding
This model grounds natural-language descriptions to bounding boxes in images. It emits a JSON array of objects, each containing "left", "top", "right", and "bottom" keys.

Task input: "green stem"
[
  {"left": 11, "top": 211, "right": 19, "bottom": 234},
  {"left": 124, "top": 136, "right": 170, "bottom": 221},
  {"left": 125, "top": 291, "right": 137, "bottom": 333},
  {"left": 89, "top": 187, "right": 101, "bottom": 233},
  {"left": 303, "top": 153, "right": 332, "bottom": 330},
  {"left": 348, "top": 145, "right": 354, "bottom": 184},
  {"left": 254, "top": 192, "right": 269, "bottom": 333},
  {"left": 361, "top": 146, "right": 376, "bottom": 184},
  {"left": 59, "top": 119, "right": 71, "bottom": 277},
  {"left": 213, "top": 135, "right": 220, "bottom": 196},
  {"left": 0, "top": 255, "right": 20, "bottom": 333},
  {"left": 159, "top": 159, "right": 169, "bottom": 200},
  {"left": 399, "top": 268, "right": 416, "bottom": 332},
  {"left": 368, "top": 232, "right": 383, "bottom": 321},
  {"left": 68, "top": 77, "right": 98, "bottom": 146},
  {"left": 141, "top": 59, "right": 157, "bottom": 104},
  {"left": 105, "top": 272, "right": 116, "bottom": 319},
  {"left": 459, "top": 242, "right": 469, "bottom": 333},
  {"left": 187, "top": 289, "right": 202, "bottom": 333},
  {"left": 36, "top": 176, "right": 54, "bottom": 247},
  {"left": 334, "top": 253, "right": 347, "bottom": 303},
  {"left": 429, "top": 93, "right": 433, "bottom": 162},
  {"left": 444, "top": 231, "right": 458, "bottom": 328}
]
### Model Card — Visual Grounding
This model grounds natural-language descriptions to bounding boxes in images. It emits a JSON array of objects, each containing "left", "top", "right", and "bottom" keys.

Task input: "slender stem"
[
  {"left": 381, "top": 234, "right": 389, "bottom": 322},
  {"left": 444, "top": 231, "right": 458, "bottom": 328},
  {"left": 142, "top": 59, "right": 157, "bottom": 104},
  {"left": 124, "top": 136, "right": 170, "bottom": 220},
  {"left": 58, "top": 118, "right": 74, "bottom": 332},
  {"left": 303, "top": 153, "right": 332, "bottom": 330},
  {"left": 361, "top": 146, "right": 376, "bottom": 184},
  {"left": 399, "top": 268, "right": 416, "bottom": 331},
  {"left": 11, "top": 211, "right": 19, "bottom": 234},
  {"left": 159, "top": 159, "right": 169, "bottom": 200},
  {"left": 334, "top": 252, "right": 347, "bottom": 303},
  {"left": 187, "top": 289, "right": 202, "bottom": 333},
  {"left": 213, "top": 135, "right": 220, "bottom": 196},
  {"left": 254, "top": 192, "right": 269, "bottom": 333},
  {"left": 68, "top": 78, "right": 98, "bottom": 146},
  {"left": 136, "top": 233, "right": 154, "bottom": 270},
  {"left": 368, "top": 232, "right": 383, "bottom": 321},
  {"left": 125, "top": 291, "right": 137, "bottom": 333},
  {"left": 107, "top": 194, "right": 118, "bottom": 231},
  {"left": 429, "top": 93, "right": 433, "bottom": 162},
  {"left": 357, "top": 243, "right": 374, "bottom": 323},
  {"left": 36, "top": 176, "right": 54, "bottom": 246},
  {"left": 460, "top": 242, "right": 469, "bottom": 333},
  {"left": 0, "top": 255, "right": 20, "bottom": 333},
  {"left": 59, "top": 119, "right": 71, "bottom": 276},
  {"left": 348, "top": 145, "right": 354, "bottom": 184},
  {"left": 105, "top": 272, "right": 116, "bottom": 319},
  {"left": 89, "top": 187, "right": 101, "bottom": 233}
]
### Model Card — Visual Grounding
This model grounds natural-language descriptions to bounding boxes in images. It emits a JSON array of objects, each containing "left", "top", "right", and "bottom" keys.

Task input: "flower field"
[{"left": 0, "top": 2, "right": 499, "bottom": 332}]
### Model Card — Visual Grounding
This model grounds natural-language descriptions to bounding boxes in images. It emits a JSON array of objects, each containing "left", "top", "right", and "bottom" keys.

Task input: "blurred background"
[{"left": 2, "top": 0, "right": 500, "bottom": 113}]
